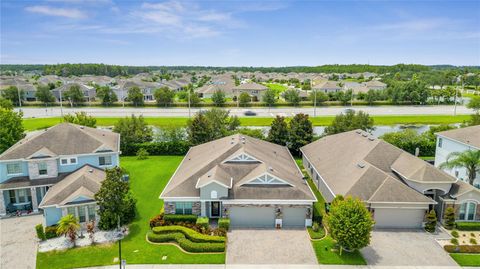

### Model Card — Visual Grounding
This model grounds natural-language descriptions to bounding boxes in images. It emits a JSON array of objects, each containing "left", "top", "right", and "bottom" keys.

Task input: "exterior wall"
[
  {"left": 302, "top": 155, "right": 335, "bottom": 203},
  {"left": 57, "top": 153, "right": 119, "bottom": 173},
  {"left": 435, "top": 136, "right": 480, "bottom": 186},
  {"left": 28, "top": 159, "right": 58, "bottom": 179},
  {"left": 403, "top": 180, "right": 452, "bottom": 195},
  {"left": 200, "top": 182, "right": 228, "bottom": 200},
  {"left": 163, "top": 201, "right": 201, "bottom": 216},
  {"left": 164, "top": 201, "right": 175, "bottom": 214},
  {"left": 192, "top": 202, "right": 201, "bottom": 215},
  {"left": 452, "top": 191, "right": 480, "bottom": 221},
  {"left": 44, "top": 207, "right": 63, "bottom": 226},
  {"left": 0, "top": 161, "right": 29, "bottom": 182}
]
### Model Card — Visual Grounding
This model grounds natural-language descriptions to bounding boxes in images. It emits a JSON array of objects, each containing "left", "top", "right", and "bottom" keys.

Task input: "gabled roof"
[
  {"left": 233, "top": 82, "right": 268, "bottom": 91},
  {"left": 161, "top": 134, "right": 315, "bottom": 201},
  {"left": 300, "top": 130, "right": 449, "bottom": 204},
  {"left": 436, "top": 125, "right": 480, "bottom": 149},
  {"left": 39, "top": 165, "right": 105, "bottom": 207},
  {"left": 312, "top": 81, "right": 341, "bottom": 90},
  {"left": 0, "top": 123, "right": 120, "bottom": 161},
  {"left": 449, "top": 180, "right": 480, "bottom": 198}
]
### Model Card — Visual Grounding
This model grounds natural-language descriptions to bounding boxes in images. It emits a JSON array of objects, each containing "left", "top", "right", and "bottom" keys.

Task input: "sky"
[{"left": 1, "top": 0, "right": 479, "bottom": 66}]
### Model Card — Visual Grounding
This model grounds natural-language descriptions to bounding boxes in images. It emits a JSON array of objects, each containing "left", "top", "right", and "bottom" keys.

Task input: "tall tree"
[
  {"left": 283, "top": 89, "right": 300, "bottom": 106},
  {"left": 440, "top": 150, "right": 480, "bottom": 185},
  {"left": 127, "top": 86, "right": 144, "bottom": 106},
  {"left": 64, "top": 84, "right": 85, "bottom": 106},
  {"left": 95, "top": 167, "right": 137, "bottom": 230},
  {"left": 309, "top": 91, "right": 328, "bottom": 105},
  {"left": 267, "top": 116, "right": 289, "bottom": 146},
  {"left": 186, "top": 113, "right": 214, "bottom": 145},
  {"left": 96, "top": 86, "right": 117, "bottom": 106},
  {"left": 211, "top": 90, "right": 226, "bottom": 106},
  {"left": 63, "top": 112, "right": 97, "bottom": 127},
  {"left": 35, "top": 85, "right": 55, "bottom": 105},
  {"left": 324, "top": 110, "right": 374, "bottom": 135},
  {"left": 1, "top": 86, "right": 24, "bottom": 106},
  {"left": 326, "top": 196, "right": 374, "bottom": 254},
  {"left": 262, "top": 89, "right": 277, "bottom": 107},
  {"left": 0, "top": 96, "right": 13, "bottom": 110},
  {"left": 56, "top": 214, "right": 80, "bottom": 246},
  {"left": 0, "top": 108, "right": 24, "bottom": 153},
  {"left": 113, "top": 115, "right": 153, "bottom": 153},
  {"left": 154, "top": 87, "right": 175, "bottom": 107},
  {"left": 238, "top": 92, "right": 251, "bottom": 107},
  {"left": 288, "top": 113, "right": 313, "bottom": 154}
]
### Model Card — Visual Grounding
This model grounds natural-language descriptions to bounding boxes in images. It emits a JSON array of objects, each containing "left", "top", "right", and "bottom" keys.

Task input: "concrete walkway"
[
  {"left": 82, "top": 265, "right": 465, "bottom": 269},
  {"left": 0, "top": 214, "right": 42, "bottom": 269}
]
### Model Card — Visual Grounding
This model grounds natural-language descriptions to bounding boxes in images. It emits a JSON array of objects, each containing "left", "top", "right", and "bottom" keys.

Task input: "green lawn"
[
  {"left": 263, "top": 83, "right": 288, "bottom": 96},
  {"left": 23, "top": 114, "right": 472, "bottom": 131},
  {"left": 36, "top": 156, "right": 225, "bottom": 269},
  {"left": 312, "top": 236, "right": 367, "bottom": 265},
  {"left": 307, "top": 226, "right": 326, "bottom": 240},
  {"left": 450, "top": 253, "right": 480, "bottom": 267}
]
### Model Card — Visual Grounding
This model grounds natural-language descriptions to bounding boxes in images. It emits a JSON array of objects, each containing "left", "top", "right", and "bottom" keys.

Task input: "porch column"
[
  {"left": 200, "top": 201, "right": 206, "bottom": 217},
  {"left": 0, "top": 190, "right": 6, "bottom": 216},
  {"left": 30, "top": 187, "right": 38, "bottom": 213}
]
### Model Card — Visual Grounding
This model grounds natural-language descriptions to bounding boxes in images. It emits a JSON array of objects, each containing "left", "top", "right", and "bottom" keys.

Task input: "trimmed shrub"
[
  {"left": 312, "top": 222, "right": 320, "bottom": 232},
  {"left": 444, "top": 207, "right": 455, "bottom": 229},
  {"left": 164, "top": 214, "right": 197, "bottom": 224},
  {"left": 149, "top": 214, "right": 164, "bottom": 228},
  {"left": 152, "top": 225, "right": 225, "bottom": 243},
  {"left": 147, "top": 232, "right": 225, "bottom": 253},
  {"left": 124, "top": 141, "right": 191, "bottom": 156},
  {"left": 35, "top": 224, "right": 46, "bottom": 241},
  {"left": 444, "top": 244, "right": 480, "bottom": 253},
  {"left": 45, "top": 225, "right": 58, "bottom": 239},
  {"left": 218, "top": 218, "right": 230, "bottom": 230},
  {"left": 456, "top": 222, "right": 480, "bottom": 231},
  {"left": 136, "top": 148, "right": 149, "bottom": 160},
  {"left": 470, "top": 238, "right": 477, "bottom": 245},
  {"left": 425, "top": 210, "right": 437, "bottom": 233},
  {"left": 196, "top": 217, "right": 209, "bottom": 230},
  {"left": 312, "top": 202, "right": 323, "bottom": 224},
  {"left": 451, "top": 238, "right": 459, "bottom": 245},
  {"left": 451, "top": 230, "right": 459, "bottom": 238}
]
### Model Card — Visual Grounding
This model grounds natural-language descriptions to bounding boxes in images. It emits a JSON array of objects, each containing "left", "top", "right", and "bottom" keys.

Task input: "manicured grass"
[
  {"left": 264, "top": 83, "right": 288, "bottom": 96},
  {"left": 307, "top": 226, "right": 326, "bottom": 240},
  {"left": 23, "top": 114, "right": 472, "bottom": 131},
  {"left": 36, "top": 156, "right": 225, "bottom": 269},
  {"left": 312, "top": 236, "right": 367, "bottom": 265},
  {"left": 450, "top": 253, "right": 480, "bottom": 266}
]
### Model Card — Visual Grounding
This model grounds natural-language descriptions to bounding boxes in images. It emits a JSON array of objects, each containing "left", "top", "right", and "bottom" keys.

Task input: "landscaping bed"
[{"left": 307, "top": 225, "right": 326, "bottom": 240}]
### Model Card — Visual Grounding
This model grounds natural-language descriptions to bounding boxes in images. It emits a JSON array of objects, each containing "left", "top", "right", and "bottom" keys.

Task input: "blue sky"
[{"left": 1, "top": 0, "right": 479, "bottom": 66}]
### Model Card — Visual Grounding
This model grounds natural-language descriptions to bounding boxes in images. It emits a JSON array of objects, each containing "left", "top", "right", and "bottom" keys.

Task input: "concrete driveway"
[
  {"left": 361, "top": 229, "right": 457, "bottom": 266},
  {"left": 226, "top": 229, "right": 317, "bottom": 264},
  {"left": 0, "top": 214, "right": 42, "bottom": 269}
]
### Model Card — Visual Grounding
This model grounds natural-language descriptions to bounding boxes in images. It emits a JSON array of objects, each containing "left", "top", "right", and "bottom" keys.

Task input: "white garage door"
[
  {"left": 374, "top": 208, "right": 426, "bottom": 228},
  {"left": 230, "top": 206, "right": 275, "bottom": 228},
  {"left": 283, "top": 207, "right": 306, "bottom": 228}
]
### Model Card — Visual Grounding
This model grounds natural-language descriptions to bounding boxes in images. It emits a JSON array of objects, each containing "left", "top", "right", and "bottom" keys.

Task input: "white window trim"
[
  {"left": 60, "top": 157, "right": 78, "bottom": 166},
  {"left": 98, "top": 155, "right": 113, "bottom": 166},
  {"left": 459, "top": 201, "right": 477, "bottom": 221},
  {"left": 211, "top": 190, "right": 218, "bottom": 199},
  {"left": 6, "top": 163, "right": 23, "bottom": 176}
]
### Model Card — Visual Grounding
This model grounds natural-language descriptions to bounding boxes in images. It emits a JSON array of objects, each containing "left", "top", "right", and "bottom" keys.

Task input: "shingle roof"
[
  {"left": 436, "top": 125, "right": 480, "bottom": 149},
  {"left": 0, "top": 123, "right": 120, "bottom": 160},
  {"left": 233, "top": 82, "right": 268, "bottom": 91},
  {"left": 300, "top": 130, "right": 449, "bottom": 204},
  {"left": 312, "top": 81, "right": 341, "bottom": 90},
  {"left": 39, "top": 165, "right": 105, "bottom": 207},
  {"left": 161, "top": 134, "right": 315, "bottom": 201}
]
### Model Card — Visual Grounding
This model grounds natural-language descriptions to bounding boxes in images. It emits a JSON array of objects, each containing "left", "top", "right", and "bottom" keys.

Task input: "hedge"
[
  {"left": 163, "top": 214, "right": 198, "bottom": 224},
  {"left": 444, "top": 245, "right": 480, "bottom": 253},
  {"left": 456, "top": 222, "right": 480, "bottom": 231},
  {"left": 123, "top": 141, "right": 191, "bottom": 156},
  {"left": 45, "top": 225, "right": 58, "bottom": 239},
  {"left": 218, "top": 218, "right": 230, "bottom": 230},
  {"left": 35, "top": 224, "right": 46, "bottom": 241},
  {"left": 147, "top": 232, "right": 225, "bottom": 253},
  {"left": 152, "top": 225, "right": 225, "bottom": 243},
  {"left": 196, "top": 217, "right": 209, "bottom": 229},
  {"left": 312, "top": 202, "right": 323, "bottom": 224}
]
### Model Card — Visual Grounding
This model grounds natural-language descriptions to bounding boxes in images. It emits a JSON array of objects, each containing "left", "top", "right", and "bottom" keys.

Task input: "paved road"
[
  {"left": 0, "top": 214, "right": 42, "bottom": 269},
  {"left": 17, "top": 105, "right": 472, "bottom": 118}
]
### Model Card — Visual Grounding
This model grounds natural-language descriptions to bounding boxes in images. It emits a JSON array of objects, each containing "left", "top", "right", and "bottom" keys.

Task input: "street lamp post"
[
  {"left": 312, "top": 80, "right": 317, "bottom": 117},
  {"left": 453, "top": 77, "right": 460, "bottom": 116},
  {"left": 188, "top": 88, "right": 191, "bottom": 118}
]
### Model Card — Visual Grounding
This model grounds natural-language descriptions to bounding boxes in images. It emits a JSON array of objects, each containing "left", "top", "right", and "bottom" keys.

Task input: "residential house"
[
  {"left": 301, "top": 130, "right": 480, "bottom": 228},
  {"left": 114, "top": 80, "right": 159, "bottom": 101},
  {"left": 232, "top": 82, "right": 268, "bottom": 99},
  {"left": 160, "top": 134, "right": 316, "bottom": 228},
  {"left": 312, "top": 81, "right": 342, "bottom": 93},
  {"left": 435, "top": 125, "right": 480, "bottom": 188},
  {"left": 0, "top": 123, "right": 120, "bottom": 227},
  {"left": 52, "top": 83, "right": 96, "bottom": 103},
  {"left": 364, "top": 80, "right": 387, "bottom": 91}
]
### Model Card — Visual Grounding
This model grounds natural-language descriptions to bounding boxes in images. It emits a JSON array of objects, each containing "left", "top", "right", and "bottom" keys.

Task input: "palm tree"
[
  {"left": 56, "top": 214, "right": 80, "bottom": 246},
  {"left": 440, "top": 150, "right": 480, "bottom": 186}
]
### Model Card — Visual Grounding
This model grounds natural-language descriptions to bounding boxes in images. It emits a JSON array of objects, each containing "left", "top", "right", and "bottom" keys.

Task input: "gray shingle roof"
[
  {"left": 437, "top": 125, "right": 480, "bottom": 149},
  {"left": 232, "top": 82, "right": 268, "bottom": 91},
  {"left": 0, "top": 123, "right": 120, "bottom": 160}
]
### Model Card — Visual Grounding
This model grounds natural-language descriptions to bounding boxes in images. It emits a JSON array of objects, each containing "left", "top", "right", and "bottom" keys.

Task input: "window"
[
  {"left": 455, "top": 170, "right": 459, "bottom": 177},
  {"left": 78, "top": 206, "right": 86, "bottom": 222},
  {"left": 438, "top": 138, "right": 443, "bottom": 148},
  {"left": 17, "top": 189, "right": 27, "bottom": 203},
  {"left": 38, "top": 162, "right": 48, "bottom": 175},
  {"left": 6, "top": 163, "right": 22, "bottom": 175},
  {"left": 67, "top": 207, "right": 76, "bottom": 217},
  {"left": 61, "top": 159, "right": 68, "bottom": 165},
  {"left": 9, "top": 190, "right": 15, "bottom": 203},
  {"left": 60, "top": 157, "right": 78, "bottom": 166},
  {"left": 175, "top": 202, "right": 193, "bottom": 215},
  {"left": 87, "top": 205, "right": 96, "bottom": 221},
  {"left": 99, "top": 156, "right": 112, "bottom": 166},
  {"left": 211, "top": 190, "right": 218, "bottom": 199},
  {"left": 70, "top": 158, "right": 77, "bottom": 164},
  {"left": 459, "top": 202, "right": 477, "bottom": 221}
]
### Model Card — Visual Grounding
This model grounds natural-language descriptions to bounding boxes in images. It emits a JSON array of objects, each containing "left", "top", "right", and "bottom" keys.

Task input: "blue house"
[{"left": 0, "top": 123, "right": 120, "bottom": 226}]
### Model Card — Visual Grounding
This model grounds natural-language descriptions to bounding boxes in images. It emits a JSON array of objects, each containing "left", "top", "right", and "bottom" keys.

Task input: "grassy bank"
[
  {"left": 23, "top": 114, "right": 471, "bottom": 131},
  {"left": 450, "top": 253, "right": 480, "bottom": 267}
]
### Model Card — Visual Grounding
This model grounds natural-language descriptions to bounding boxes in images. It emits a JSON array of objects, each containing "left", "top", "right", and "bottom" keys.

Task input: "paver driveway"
[
  {"left": 0, "top": 214, "right": 42, "bottom": 269},
  {"left": 226, "top": 229, "right": 317, "bottom": 264},
  {"left": 361, "top": 229, "right": 457, "bottom": 266}
]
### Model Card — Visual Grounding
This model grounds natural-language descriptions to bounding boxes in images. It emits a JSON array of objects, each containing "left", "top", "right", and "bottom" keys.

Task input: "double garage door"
[
  {"left": 229, "top": 206, "right": 306, "bottom": 228},
  {"left": 374, "top": 208, "right": 426, "bottom": 228}
]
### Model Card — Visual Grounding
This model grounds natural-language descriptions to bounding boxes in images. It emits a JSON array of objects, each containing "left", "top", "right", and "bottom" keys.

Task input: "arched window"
[
  {"left": 459, "top": 202, "right": 477, "bottom": 221},
  {"left": 211, "top": 190, "right": 217, "bottom": 199}
]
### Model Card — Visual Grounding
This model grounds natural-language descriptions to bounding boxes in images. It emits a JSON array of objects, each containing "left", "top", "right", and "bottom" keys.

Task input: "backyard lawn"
[
  {"left": 450, "top": 253, "right": 480, "bottom": 266},
  {"left": 36, "top": 156, "right": 225, "bottom": 269}
]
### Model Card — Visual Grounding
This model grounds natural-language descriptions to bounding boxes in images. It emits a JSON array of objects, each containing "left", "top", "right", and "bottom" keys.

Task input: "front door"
[{"left": 211, "top": 201, "right": 220, "bottom": 217}]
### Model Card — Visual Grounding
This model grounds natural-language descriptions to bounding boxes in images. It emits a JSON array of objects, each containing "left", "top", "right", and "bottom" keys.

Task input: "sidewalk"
[{"left": 81, "top": 264, "right": 467, "bottom": 269}]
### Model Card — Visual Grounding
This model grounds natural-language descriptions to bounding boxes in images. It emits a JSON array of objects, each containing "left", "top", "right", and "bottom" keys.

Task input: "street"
[{"left": 17, "top": 105, "right": 473, "bottom": 118}]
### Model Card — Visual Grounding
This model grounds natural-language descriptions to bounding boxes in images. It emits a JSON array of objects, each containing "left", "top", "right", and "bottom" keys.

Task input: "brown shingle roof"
[{"left": 232, "top": 82, "right": 268, "bottom": 91}]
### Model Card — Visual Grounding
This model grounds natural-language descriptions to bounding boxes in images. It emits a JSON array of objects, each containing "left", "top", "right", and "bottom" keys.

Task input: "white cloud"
[{"left": 25, "top": 5, "right": 87, "bottom": 19}]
